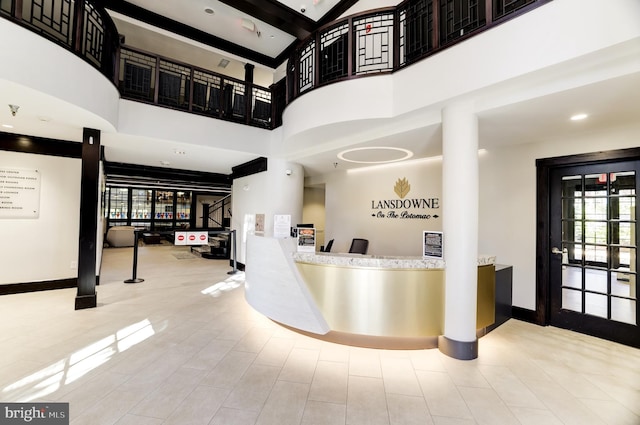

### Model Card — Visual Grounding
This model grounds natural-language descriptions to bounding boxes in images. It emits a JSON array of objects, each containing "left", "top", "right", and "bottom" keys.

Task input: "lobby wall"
[
  {"left": 480, "top": 122, "right": 640, "bottom": 310},
  {"left": 0, "top": 151, "right": 81, "bottom": 285},
  {"left": 324, "top": 157, "right": 443, "bottom": 256}
]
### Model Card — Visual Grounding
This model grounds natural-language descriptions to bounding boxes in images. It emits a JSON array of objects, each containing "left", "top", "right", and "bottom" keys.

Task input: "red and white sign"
[{"left": 174, "top": 231, "right": 209, "bottom": 245}]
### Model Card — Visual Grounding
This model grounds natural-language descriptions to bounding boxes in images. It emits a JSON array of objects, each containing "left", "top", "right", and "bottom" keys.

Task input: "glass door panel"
[{"left": 556, "top": 169, "right": 637, "bottom": 327}]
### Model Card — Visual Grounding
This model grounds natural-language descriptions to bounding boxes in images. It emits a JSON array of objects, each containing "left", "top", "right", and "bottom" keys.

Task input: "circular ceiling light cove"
[{"left": 337, "top": 147, "right": 413, "bottom": 164}]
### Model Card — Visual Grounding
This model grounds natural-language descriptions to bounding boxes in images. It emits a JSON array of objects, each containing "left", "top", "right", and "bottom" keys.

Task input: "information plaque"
[
  {"left": 423, "top": 231, "right": 443, "bottom": 259},
  {"left": 0, "top": 168, "right": 41, "bottom": 219}
]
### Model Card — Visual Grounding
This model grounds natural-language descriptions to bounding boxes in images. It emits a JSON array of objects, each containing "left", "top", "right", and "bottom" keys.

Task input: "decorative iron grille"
[
  {"left": 400, "top": 0, "right": 433, "bottom": 66},
  {"left": 191, "top": 70, "right": 222, "bottom": 116},
  {"left": 251, "top": 87, "right": 272, "bottom": 127},
  {"left": 22, "top": 0, "right": 74, "bottom": 47},
  {"left": 158, "top": 59, "right": 190, "bottom": 110},
  {"left": 320, "top": 22, "right": 349, "bottom": 83},
  {"left": 493, "top": 0, "right": 536, "bottom": 19},
  {"left": 0, "top": 0, "right": 12, "bottom": 16},
  {"left": 120, "top": 49, "right": 156, "bottom": 102},
  {"left": 440, "top": 0, "right": 486, "bottom": 45},
  {"left": 353, "top": 12, "right": 394, "bottom": 74},
  {"left": 299, "top": 39, "right": 315, "bottom": 93},
  {"left": 82, "top": 2, "right": 105, "bottom": 67}
]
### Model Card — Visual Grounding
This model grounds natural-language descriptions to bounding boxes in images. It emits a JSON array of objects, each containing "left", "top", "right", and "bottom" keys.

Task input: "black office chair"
[
  {"left": 348, "top": 238, "right": 368, "bottom": 254},
  {"left": 321, "top": 239, "right": 334, "bottom": 253}
]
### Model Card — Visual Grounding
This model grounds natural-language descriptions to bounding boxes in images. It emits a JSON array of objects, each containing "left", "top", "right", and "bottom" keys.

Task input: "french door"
[{"left": 549, "top": 160, "right": 639, "bottom": 347}]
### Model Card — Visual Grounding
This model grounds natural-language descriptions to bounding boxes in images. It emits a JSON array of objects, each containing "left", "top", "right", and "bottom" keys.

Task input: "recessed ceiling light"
[
  {"left": 570, "top": 113, "right": 588, "bottom": 121},
  {"left": 204, "top": 7, "right": 214, "bottom": 15},
  {"left": 160, "top": 160, "right": 170, "bottom": 166},
  {"left": 173, "top": 149, "right": 186, "bottom": 155},
  {"left": 37, "top": 115, "right": 52, "bottom": 122},
  {"left": 2, "top": 124, "right": 13, "bottom": 128},
  {"left": 337, "top": 147, "right": 413, "bottom": 164}
]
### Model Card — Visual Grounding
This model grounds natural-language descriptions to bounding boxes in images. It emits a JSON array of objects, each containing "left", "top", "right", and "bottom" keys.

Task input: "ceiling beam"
[
  {"left": 217, "top": 0, "right": 316, "bottom": 40},
  {"left": 99, "top": 0, "right": 280, "bottom": 68}
]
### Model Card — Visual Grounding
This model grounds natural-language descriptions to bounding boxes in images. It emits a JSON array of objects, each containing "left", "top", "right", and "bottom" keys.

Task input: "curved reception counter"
[{"left": 244, "top": 234, "right": 496, "bottom": 349}]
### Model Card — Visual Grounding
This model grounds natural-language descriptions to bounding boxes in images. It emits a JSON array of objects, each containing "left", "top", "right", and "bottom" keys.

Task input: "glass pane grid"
[{"left": 560, "top": 171, "right": 637, "bottom": 325}]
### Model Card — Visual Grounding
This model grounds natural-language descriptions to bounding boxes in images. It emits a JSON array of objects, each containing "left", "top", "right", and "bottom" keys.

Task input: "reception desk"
[{"left": 244, "top": 234, "right": 496, "bottom": 349}]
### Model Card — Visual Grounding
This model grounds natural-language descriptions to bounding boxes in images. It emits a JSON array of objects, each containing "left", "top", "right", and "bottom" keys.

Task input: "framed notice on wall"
[
  {"left": 0, "top": 168, "right": 41, "bottom": 219},
  {"left": 423, "top": 231, "right": 443, "bottom": 259}
]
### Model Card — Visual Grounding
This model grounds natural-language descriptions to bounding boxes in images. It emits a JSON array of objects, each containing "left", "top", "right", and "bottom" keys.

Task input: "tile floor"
[{"left": 0, "top": 245, "right": 639, "bottom": 425}]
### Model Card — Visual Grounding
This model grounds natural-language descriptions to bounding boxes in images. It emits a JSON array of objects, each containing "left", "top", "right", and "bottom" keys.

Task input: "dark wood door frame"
[{"left": 535, "top": 147, "right": 640, "bottom": 326}]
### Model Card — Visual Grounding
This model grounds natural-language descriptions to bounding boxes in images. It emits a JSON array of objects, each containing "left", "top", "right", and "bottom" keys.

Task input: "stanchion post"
[
  {"left": 124, "top": 230, "right": 144, "bottom": 283},
  {"left": 227, "top": 229, "right": 238, "bottom": 275}
]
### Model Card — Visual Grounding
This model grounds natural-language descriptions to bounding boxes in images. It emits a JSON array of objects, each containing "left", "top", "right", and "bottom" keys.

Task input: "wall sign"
[
  {"left": 174, "top": 231, "right": 208, "bottom": 245},
  {"left": 0, "top": 168, "right": 41, "bottom": 219},
  {"left": 370, "top": 178, "right": 440, "bottom": 220}
]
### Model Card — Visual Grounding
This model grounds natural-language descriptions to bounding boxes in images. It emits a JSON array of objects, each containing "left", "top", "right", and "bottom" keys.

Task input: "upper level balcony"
[{"left": 0, "top": 0, "right": 552, "bottom": 132}]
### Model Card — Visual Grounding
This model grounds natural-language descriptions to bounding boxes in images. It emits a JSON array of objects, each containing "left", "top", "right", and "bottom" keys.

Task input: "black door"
[{"left": 549, "top": 161, "right": 639, "bottom": 347}]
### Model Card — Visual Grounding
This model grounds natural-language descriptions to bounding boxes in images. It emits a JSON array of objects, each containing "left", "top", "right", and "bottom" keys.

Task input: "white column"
[{"left": 440, "top": 102, "right": 479, "bottom": 360}]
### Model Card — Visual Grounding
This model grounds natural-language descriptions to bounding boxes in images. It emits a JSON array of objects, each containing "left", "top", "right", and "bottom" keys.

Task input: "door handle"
[{"left": 551, "top": 247, "right": 563, "bottom": 255}]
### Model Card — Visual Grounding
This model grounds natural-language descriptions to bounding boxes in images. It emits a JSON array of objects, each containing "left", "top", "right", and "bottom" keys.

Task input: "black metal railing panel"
[
  {"left": 251, "top": 86, "right": 272, "bottom": 127},
  {"left": 120, "top": 49, "right": 156, "bottom": 103},
  {"left": 320, "top": 22, "right": 349, "bottom": 83},
  {"left": 440, "top": 0, "right": 486, "bottom": 45},
  {"left": 299, "top": 38, "right": 316, "bottom": 93},
  {"left": 119, "top": 47, "right": 272, "bottom": 128},
  {"left": 494, "top": 0, "right": 536, "bottom": 19},
  {"left": 353, "top": 12, "right": 395, "bottom": 75},
  {"left": 400, "top": 0, "right": 434, "bottom": 65},
  {"left": 0, "top": 0, "right": 12, "bottom": 16},
  {"left": 22, "top": 0, "right": 74, "bottom": 46},
  {"left": 82, "top": 2, "right": 105, "bottom": 68},
  {"left": 1, "top": 0, "right": 118, "bottom": 83},
  {"left": 191, "top": 69, "right": 223, "bottom": 116},
  {"left": 158, "top": 59, "right": 190, "bottom": 110}
]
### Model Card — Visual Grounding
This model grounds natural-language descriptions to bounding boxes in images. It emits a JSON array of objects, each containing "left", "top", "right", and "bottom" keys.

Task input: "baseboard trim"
[
  {"left": 438, "top": 335, "right": 478, "bottom": 360},
  {"left": 0, "top": 278, "right": 77, "bottom": 295},
  {"left": 512, "top": 306, "right": 540, "bottom": 324}
]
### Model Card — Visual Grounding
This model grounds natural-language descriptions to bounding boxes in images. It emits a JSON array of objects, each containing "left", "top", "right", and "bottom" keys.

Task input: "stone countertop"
[{"left": 293, "top": 252, "right": 496, "bottom": 269}]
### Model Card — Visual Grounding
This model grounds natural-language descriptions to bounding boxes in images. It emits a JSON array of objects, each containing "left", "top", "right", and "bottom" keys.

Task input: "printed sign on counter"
[
  {"left": 0, "top": 168, "right": 41, "bottom": 219},
  {"left": 423, "top": 231, "right": 443, "bottom": 259},
  {"left": 174, "top": 231, "right": 208, "bottom": 245},
  {"left": 297, "top": 228, "right": 316, "bottom": 252}
]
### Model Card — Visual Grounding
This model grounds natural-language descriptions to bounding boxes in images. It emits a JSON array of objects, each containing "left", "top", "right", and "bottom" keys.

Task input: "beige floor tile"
[
  {"left": 301, "top": 400, "right": 346, "bottom": 425},
  {"left": 278, "top": 347, "right": 320, "bottom": 383},
  {"left": 380, "top": 357, "right": 423, "bottom": 397},
  {"left": 386, "top": 393, "right": 433, "bottom": 425},
  {"left": 346, "top": 375, "right": 390, "bottom": 425},
  {"left": 222, "top": 363, "right": 281, "bottom": 411},
  {"left": 256, "top": 380, "right": 309, "bottom": 425},
  {"left": 200, "top": 350, "right": 257, "bottom": 389},
  {"left": 308, "top": 360, "right": 348, "bottom": 404},
  {"left": 210, "top": 407, "right": 260, "bottom": 425},
  {"left": 416, "top": 371, "right": 473, "bottom": 420},
  {"left": 1, "top": 247, "right": 638, "bottom": 425}
]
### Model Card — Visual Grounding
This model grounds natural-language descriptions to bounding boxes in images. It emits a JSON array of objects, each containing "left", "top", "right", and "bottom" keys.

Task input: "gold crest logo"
[{"left": 394, "top": 177, "right": 410, "bottom": 198}]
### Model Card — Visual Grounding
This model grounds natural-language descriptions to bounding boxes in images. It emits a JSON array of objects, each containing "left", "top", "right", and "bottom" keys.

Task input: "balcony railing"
[
  {"left": 287, "top": 0, "right": 550, "bottom": 102},
  {"left": 0, "top": 0, "right": 119, "bottom": 83},
  {"left": 119, "top": 46, "right": 274, "bottom": 129},
  {"left": 2, "top": 0, "right": 550, "bottom": 131}
]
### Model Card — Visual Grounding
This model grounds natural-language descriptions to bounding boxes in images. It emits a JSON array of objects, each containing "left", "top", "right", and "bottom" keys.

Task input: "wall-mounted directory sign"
[
  {"left": 0, "top": 168, "right": 41, "bottom": 219},
  {"left": 423, "top": 231, "right": 443, "bottom": 259}
]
